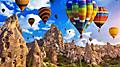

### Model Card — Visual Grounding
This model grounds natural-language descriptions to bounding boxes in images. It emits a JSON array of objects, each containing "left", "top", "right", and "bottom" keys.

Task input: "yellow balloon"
[{"left": 109, "top": 27, "right": 119, "bottom": 39}]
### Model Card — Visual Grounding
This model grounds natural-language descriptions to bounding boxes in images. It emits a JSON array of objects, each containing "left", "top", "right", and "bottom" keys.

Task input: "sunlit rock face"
[{"left": 0, "top": 15, "right": 28, "bottom": 67}]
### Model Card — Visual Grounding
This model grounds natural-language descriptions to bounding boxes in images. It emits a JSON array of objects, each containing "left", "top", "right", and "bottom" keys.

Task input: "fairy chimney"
[
  {"left": 44, "top": 24, "right": 64, "bottom": 51},
  {"left": 27, "top": 40, "right": 43, "bottom": 67},
  {"left": 0, "top": 14, "right": 28, "bottom": 67}
]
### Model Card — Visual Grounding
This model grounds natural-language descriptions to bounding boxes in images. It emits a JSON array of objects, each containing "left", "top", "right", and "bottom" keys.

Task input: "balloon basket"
[{"left": 98, "top": 29, "right": 100, "bottom": 32}]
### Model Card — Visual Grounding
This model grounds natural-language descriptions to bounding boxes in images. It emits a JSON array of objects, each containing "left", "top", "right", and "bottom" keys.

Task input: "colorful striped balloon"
[
  {"left": 89, "top": 1, "right": 98, "bottom": 23},
  {"left": 38, "top": 7, "right": 51, "bottom": 24},
  {"left": 84, "top": 1, "right": 98, "bottom": 29},
  {"left": 15, "top": 0, "right": 29, "bottom": 11},
  {"left": 66, "top": 0, "right": 97, "bottom": 34},
  {"left": 78, "top": 0, "right": 86, "bottom": 22},
  {"left": 93, "top": 7, "right": 109, "bottom": 29},
  {"left": 86, "top": 0, "right": 93, "bottom": 20}
]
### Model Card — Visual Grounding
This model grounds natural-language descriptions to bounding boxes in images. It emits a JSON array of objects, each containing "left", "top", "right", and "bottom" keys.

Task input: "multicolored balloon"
[
  {"left": 94, "top": 7, "right": 109, "bottom": 32},
  {"left": 84, "top": 1, "right": 98, "bottom": 29},
  {"left": 66, "top": 0, "right": 97, "bottom": 34},
  {"left": 38, "top": 7, "right": 51, "bottom": 24},
  {"left": 15, "top": 0, "right": 29, "bottom": 11},
  {"left": 109, "top": 27, "right": 119, "bottom": 39}
]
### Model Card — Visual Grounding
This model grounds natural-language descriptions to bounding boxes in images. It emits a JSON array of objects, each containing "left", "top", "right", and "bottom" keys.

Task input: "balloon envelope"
[
  {"left": 28, "top": 18, "right": 35, "bottom": 26},
  {"left": 15, "top": 0, "right": 29, "bottom": 11},
  {"left": 94, "top": 7, "right": 109, "bottom": 28},
  {"left": 38, "top": 7, "right": 51, "bottom": 24},
  {"left": 66, "top": 0, "right": 97, "bottom": 34},
  {"left": 109, "top": 27, "right": 119, "bottom": 39}
]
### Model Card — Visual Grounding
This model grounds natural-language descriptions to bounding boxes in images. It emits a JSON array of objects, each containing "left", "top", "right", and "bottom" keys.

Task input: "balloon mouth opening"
[
  {"left": 113, "top": 36, "right": 115, "bottom": 39},
  {"left": 80, "top": 30, "right": 84, "bottom": 39},
  {"left": 43, "top": 20, "right": 47, "bottom": 24}
]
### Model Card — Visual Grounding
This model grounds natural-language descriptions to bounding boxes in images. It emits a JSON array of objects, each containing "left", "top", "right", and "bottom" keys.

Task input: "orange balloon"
[{"left": 15, "top": 0, "right": 29, "bottom": 11}]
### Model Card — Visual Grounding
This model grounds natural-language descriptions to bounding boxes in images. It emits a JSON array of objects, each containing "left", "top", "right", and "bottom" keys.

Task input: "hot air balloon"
[
  {"left": 15, "top": 0, "right": 29, "bottom": 11},
  {"left": 55, "top": 14, "right": 58, "bottom": 19},
  {"left": 28, "top": 18, "right": 35, "bottom": 26},
  {"left": 89, "top": 38, "right": 92, "bottom": 42},
  {"left": 93, "top": 7, "right": 109, "bottom": 32},
  {"left": 2, "top": 8, "right": 5, "bottom": 13},
  {"left": 50, "top": 0, "right": 55, "bottom": 3},
  {"left": 27, "top": 37, "right": 29, "bottom": 40},
  {"left": 84, "top": 0, "right": 93, "bottom": 26},
  {"left": 38, "top": 7, "right": 51, "bottom": 24},
  {"left": 84, "top": 1, "right": 98, "bottom": 29},
  {"left": 66, "top": 0, "right": 97, "bottom": 34},
  {"left": 109, "top": 27, "right": 119, "bottom": 39}
]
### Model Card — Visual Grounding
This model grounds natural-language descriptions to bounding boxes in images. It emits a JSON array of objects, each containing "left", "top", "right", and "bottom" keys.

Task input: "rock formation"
[
  {"left": 0, "top": 15, "right": 28, "bottom": 67},
  {"left": 44, "top": 24, "right": 64, "bottom": 51},
  {"left": 27, "top": 40, "right": 43, "bottom": 67},
  {"left": 43, "top": 24, "right": 64, "bottom": 64}
]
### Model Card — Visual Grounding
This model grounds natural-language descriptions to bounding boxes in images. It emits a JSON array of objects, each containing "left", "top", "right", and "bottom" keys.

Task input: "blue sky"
[{"left": 0, "top": 0, "right": 120, "bottom": 46}]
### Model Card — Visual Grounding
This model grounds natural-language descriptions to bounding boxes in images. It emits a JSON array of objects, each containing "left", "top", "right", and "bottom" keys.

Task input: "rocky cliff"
[
  {"left": 27, "top": 40, "right": 43, "bottom": 67},
  {"left": 44, "top": 24, "right": 64, "bottom": 50},
  {"left": 0, "top": 15, "right": 28, "bottom": 67},
  {"left": 43, "top": 24, "right": 64, "bottom": 65},
  {"left": 39, "top": 23, "right": 120, "bottom": 66},
  {"left": 0, "top": 15, "right": 44, "bottom": 67}
]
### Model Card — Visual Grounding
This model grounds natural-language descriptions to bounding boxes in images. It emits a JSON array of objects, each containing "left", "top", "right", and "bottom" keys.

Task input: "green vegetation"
[{"left": 43, "top": 55, "right": 120, "bottom": 67}]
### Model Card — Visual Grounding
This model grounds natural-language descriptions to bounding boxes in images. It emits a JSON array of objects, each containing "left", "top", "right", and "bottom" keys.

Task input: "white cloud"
[
  {"left": 90, "top": 39, "right": 106, "bottom": 45},
  {"left": 64, "top": 29, "right": 75, "bottom": 40},
  {"left": 22, "top": 29, "right": 33, "bottom": 34},
  {"left": 75, "top": 32, "right": 92, "bottom": 47},
  {"left": 5, "top": 1, "right": 14, "bottom": 7},
  {"left": 63, "top": 29, "right": 76, "bottom": 43},
  {"left": 19, "top": 14, "right": 41, "bottom": 30},
  {"left": 41, "top": 27, "right": 50, "bottom": 30},
  {"left": 75, "top": 38, "right": 87, "bottom": 47},
  {"left": 46, "top": 20, "right": 55, "bottom": 26},
  {"left": 34, "top": 36, "right": 42, "bottom": 40},
  {"left": 81, "top": 32, "right": 92, "bottom": 39},
  {"left": 27, "top": 0, "right": 50, "bottom": 10},
  {"left": 0, "top": 22, "right": 4, "bottom": 26},
  {"left": 0, "top": 2, "right": 13, "bottom": 17}
]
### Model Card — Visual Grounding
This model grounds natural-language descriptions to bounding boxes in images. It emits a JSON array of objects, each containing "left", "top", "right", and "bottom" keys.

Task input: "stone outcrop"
[
  {"left": 44, "top": 24, "right": 64, "bottom": 51},
  {"left": 27, "top": 40, "right": 43, "bottom": 67},
  {"left": 0, "top": 15, "right": 28, "bottom": 67},
  {"left": 42, "top": 24, "right": 120, "bottom": 65},
  {"left": 63, "top": 42, "right": 120, "bottom": 65},
  {"left": 0, "top": 14, "right": 44, "bottom": 67},
  {"left": 43, "top": 24, "right": 64, "bottom": 64}
]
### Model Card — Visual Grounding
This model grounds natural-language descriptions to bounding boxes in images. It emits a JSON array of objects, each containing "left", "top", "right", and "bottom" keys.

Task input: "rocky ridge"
[{"left": 43, "top": 24, "right": 120, "bottom": 66}]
